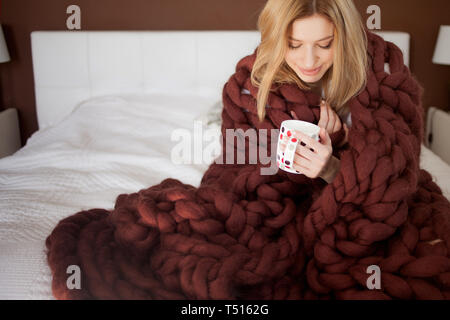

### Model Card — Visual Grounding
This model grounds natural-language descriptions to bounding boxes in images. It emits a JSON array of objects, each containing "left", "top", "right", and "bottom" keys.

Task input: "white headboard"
[
  {"left": 30, "top": 30, "right": 410, "bottom": 130},
  {"left": 373, "top": 31, "right": 410, "bottom": 67}
]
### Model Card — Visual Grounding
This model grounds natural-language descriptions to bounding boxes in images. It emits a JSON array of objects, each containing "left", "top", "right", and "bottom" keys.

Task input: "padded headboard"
[{"left": 30, "top": 30, "right": 410, "bottom": 130}]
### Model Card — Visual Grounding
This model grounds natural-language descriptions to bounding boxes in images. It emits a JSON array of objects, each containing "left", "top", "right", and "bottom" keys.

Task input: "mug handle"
[{"left": 281, "top": 137, "right": 300, "bottom": 171}]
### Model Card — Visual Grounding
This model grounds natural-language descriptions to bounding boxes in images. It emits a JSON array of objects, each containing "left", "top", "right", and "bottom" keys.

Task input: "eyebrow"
[{"left": 289, "top": 35, "right": 334, "bottom": 42}]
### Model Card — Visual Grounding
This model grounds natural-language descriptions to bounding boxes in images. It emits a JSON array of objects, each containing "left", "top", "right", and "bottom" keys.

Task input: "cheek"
[
  {"left": 322, "top": 51, "right": 334, "bottom": 65},
  {"left": 285, "top": 54, "right": 296, "bottom": 69},
  {"left": 285, "top": 52, "right": 293, "bottom": 61}
]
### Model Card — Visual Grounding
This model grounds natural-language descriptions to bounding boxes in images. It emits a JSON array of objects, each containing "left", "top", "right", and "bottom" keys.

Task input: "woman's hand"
[
  {"left": 279, "top": 125, "right": 335, "bottom": 180},
  {"left": 318, "top": 99, "right": 342, "bottom": 135},
  {"left": 292, "top": 100, "right": 350, "bottom": 147},
  {"left": 319, "top": 100, "right": 350, "bottom": 147},
  {"left": 291, "top": 100, "right": 348, "bottom": 137}
]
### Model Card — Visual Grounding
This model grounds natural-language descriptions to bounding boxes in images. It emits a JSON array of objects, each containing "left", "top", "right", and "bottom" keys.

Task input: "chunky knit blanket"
[{"left": 46, "top": 30, "right": 450, "bottom": 300}]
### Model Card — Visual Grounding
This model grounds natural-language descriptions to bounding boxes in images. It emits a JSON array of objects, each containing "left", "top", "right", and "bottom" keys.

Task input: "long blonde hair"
[{"left": 252, "top": 0, "right": 369, "bottom": 122}]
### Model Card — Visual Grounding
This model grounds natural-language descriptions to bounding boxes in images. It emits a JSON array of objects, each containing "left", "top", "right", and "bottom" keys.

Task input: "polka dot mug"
[{"left": 276, "top": 120, "right": 320, "bottom": 174}]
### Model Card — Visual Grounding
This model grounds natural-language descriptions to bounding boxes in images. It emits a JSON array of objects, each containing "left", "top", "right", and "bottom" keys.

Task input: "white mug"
[{"left": 276, "top": 120, "right": 320, "bottom": 174}]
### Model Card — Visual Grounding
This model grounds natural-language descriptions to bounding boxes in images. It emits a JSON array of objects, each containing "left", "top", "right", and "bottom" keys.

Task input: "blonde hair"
[{"left": 252, "top": 0, "right": 369, "bottom": 122}]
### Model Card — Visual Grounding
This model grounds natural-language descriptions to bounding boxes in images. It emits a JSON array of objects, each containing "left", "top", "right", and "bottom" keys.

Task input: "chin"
[{"left": 299, "top": 73, "right": 323, "bottom": 84}]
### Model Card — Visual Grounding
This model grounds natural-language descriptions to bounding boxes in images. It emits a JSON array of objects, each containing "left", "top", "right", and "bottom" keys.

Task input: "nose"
[{"left": 302, "top": 47, "right": 318, "bottom": 69}]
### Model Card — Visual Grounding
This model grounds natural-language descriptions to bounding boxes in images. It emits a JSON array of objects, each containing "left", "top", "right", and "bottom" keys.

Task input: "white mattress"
[{"left": 0, "top": 93, "right": 449, "bottom": 299}]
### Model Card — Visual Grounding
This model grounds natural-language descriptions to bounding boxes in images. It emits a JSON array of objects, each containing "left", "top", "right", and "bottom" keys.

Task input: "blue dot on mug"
[
  {"left": 281, "top": 127, "right": 285, "bottom": 133},
  {"left": 285, "top": 160, "right": 291, "bottom": 165}
]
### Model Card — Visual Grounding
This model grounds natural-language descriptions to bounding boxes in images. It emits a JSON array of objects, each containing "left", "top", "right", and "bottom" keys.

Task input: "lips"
[{"left": 299, "top": 65, "right": 321, "bottom": 76}]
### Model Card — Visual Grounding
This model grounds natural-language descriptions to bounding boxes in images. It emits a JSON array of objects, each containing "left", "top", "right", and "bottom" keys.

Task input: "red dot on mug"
[
  {"left": 287, "top": 131, "right": 292, "bottom": 137},
  {"left": 291, "top": 138, "right": 297, "bottom": 143},
  {"left": 280, "top": 134, "right": 283, "bottom": 139},
  {"left": 282, "top": 158, "right": 284, "bottom": 163},
  {"left": 286, "top": 166, "right": 290, "bottom": 169}
]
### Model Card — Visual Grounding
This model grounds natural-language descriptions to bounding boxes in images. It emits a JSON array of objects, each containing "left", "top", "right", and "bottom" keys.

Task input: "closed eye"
[{"left": 288, "top": 40, "right": 333, "bottom": 50}]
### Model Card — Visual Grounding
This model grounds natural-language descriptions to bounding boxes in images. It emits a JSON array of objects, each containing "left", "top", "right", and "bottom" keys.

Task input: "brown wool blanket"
[{"left": 46, "top": 30, "right": 450, "bottom": 300}]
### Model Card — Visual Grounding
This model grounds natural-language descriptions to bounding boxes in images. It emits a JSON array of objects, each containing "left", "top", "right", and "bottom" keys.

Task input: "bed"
[{"left": 0, "top": 30, "right": 449, "bottom": 299}]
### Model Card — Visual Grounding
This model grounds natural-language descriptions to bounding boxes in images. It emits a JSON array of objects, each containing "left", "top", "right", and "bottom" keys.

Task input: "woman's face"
[{"left": 285, "top": 14, "right": 335, "bottom": 84}]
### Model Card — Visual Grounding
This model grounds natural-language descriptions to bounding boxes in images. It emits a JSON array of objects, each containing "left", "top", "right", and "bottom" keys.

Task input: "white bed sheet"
[
  {"left": 0, "top": 93, "right": 449, "bottom": 299},
  {"left": 0, "top": 93, "right": 220, "bottom": 299}
]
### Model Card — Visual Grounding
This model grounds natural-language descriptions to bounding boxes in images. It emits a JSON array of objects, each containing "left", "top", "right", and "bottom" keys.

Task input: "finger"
[
  {"left": 326, "top": 103, "right": 340, "bottom": 132},
  {"left": 319, "top": 100, "right": 329, "bottom": 128},
  {"left": 326, "top": 103, "right": 335, "bottom": 124},
  {"left": 292, "top": 158, "right": 311, "bottom": 173},
  {"left": 319, "top": 127, "right": 332, "bottom": 147},
  {"left": 296, "top": 143, "right": 317, "bottom": 160},
  {"left": 292, "top": 153, "right": 308, "bottom": 166},
  {"left": 332, "top": 114, "right": 342, "bottom": 133},
  {"left": 324, "top": 100, "right": 331, "bottom": 125},
  {"left": 317, "top": 100, "right": 328, "bottom": 128},
  {"left": 293, "top": 130, "right": 319, "bottom": 149},
  {"left": 326, "top": 103, "right": 341, "bottom": 134},
  {"left": 300, "top": 140, "right": 317, "bottom": 153}
]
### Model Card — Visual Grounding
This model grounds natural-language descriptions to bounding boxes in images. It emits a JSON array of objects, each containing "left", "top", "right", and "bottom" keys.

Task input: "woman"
[
  {"left": 252, "top": 0, "right": 366, "bottom": 184},
  {"left": 46, "top": 0, "right": 450, "bottom": 300}
]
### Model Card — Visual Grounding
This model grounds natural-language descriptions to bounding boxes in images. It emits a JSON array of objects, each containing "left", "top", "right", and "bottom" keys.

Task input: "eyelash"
[{"left": 288, "top": 41, "right": 333, "bottom": 50}]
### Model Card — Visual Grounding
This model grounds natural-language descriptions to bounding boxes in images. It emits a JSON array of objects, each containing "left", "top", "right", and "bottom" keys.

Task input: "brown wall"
[{"left": 0, "top": 0, "right": 449, "bottom": 146}]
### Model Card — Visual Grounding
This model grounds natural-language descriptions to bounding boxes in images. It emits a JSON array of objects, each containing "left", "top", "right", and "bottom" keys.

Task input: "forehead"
[{"left": 289, "top": 15, "right": 334, "bottom": 41}]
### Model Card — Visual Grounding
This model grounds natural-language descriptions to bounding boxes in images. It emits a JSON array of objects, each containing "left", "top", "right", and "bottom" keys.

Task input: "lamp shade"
[
  {"left": 0, "top": 24, "right": 10, "bottom": 63},
  {"left": 432, "top": 25, "right": 450, "bottom": 65}
]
